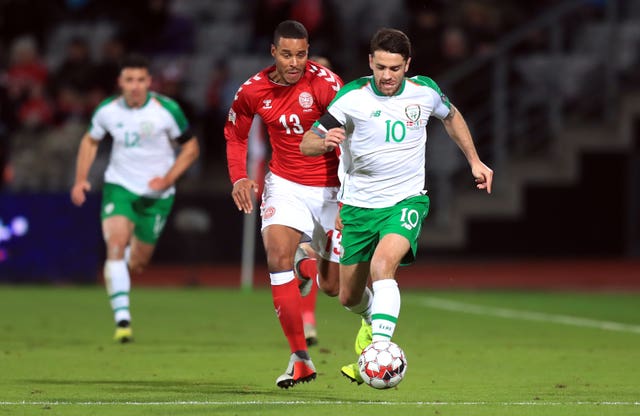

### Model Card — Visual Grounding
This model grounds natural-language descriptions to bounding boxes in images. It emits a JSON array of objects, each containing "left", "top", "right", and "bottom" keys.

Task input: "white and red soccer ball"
[{"left": 358, "top": 340, "right": 407, "bottom": 389}]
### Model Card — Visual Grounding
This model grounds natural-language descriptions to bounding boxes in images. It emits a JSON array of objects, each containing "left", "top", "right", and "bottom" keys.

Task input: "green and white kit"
[
  {"left": 318, "top": 75, "right": 451, "bottom": 209},
  {"left": 88, "top": 92, "right": 190, "bottom": 199}
]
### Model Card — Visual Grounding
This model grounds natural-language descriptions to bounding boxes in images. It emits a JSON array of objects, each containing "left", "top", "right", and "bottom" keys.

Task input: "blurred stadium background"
[{"left": 1, "top": 0, "right": 639, "bottom": 288}]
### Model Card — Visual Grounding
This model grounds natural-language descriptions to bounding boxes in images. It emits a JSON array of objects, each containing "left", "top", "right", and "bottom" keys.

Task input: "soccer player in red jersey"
[{"left": 224, "top": 20, "right": 343, "bottom": 388}]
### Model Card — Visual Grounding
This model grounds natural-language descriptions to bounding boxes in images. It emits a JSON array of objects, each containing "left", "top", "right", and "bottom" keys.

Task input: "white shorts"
[{"left": 260, "top": 172, "right": 341, "bottom": 262}]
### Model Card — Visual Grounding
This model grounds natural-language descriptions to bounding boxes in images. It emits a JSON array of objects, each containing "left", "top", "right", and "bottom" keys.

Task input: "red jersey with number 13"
[{"left": 225, "top": 60, "right": 342, "bottom": 187}]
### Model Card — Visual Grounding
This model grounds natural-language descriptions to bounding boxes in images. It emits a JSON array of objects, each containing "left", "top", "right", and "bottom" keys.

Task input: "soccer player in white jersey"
[
  {"left": 70, "top": 54, "right": 199, "bottom": 343},
  {"left": 300, "top": 28, "right": 493, "bottom": 384}
]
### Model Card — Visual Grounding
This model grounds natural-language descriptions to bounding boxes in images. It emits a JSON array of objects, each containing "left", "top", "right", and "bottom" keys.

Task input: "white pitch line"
[
  {"left": 0, "top": 400, "right": 638, "bottom": 406},
  {"left": 419, "top": 297, "right": 640, "bottom": 334}
]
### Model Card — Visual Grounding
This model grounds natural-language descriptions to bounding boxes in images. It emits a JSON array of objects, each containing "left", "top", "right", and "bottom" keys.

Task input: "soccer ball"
[{"left": 358, "top": 340, "right": 407, "bottom": 389}]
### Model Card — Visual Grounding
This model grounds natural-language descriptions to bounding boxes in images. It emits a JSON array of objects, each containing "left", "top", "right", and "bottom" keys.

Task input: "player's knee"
[
  {"left": 128, "top": 258, "right": 149, "bottom": 275},
  {"left": 370, "top": 256, "right": 398, "bottom": 280},
  {"left": 317, "top": 259, "right": 340, "bottom": 296},
  {"left": 319, "top": 278, "right": 339, "bottom": 297},
  {"left": 106, "top": 242, "right": 127, "bottom": 259},
  {"left": 339, "top": 289, "right": 361, "bottom": 308},
  {"left": 265, "top": 248, "right": 294, "bottom": 270}
]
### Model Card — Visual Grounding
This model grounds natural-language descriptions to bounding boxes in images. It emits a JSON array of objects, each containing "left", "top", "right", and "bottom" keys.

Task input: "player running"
[
  {"left": 300, "top": 28, "right": 493, "bottom": 384},
  {"left": 224, "top": 20, "right": 343, "bottom": 388},
  {"left": 71, "top": 54, "right": 199, "bottom": 343}
]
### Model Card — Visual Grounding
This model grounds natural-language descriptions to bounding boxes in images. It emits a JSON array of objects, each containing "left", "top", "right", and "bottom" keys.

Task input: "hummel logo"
[{"left": 370, "top": 110, "right": 382, "bottom": 118}]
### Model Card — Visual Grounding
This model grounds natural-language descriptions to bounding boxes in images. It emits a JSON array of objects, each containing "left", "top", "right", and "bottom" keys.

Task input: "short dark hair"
[
  {"left": 119, "top": 53, "right": 150, "bottom": 72},
  {"left": 273, "top": 20, "right": 308, "bottom": 46},
  {"left": 370, "top": 28, "right": 412, "bottom": 61}
]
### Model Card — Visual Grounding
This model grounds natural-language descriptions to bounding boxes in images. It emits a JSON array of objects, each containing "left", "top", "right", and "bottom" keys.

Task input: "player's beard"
[{"left": 377, "top": 79, "right": 400, "bottom": 96}]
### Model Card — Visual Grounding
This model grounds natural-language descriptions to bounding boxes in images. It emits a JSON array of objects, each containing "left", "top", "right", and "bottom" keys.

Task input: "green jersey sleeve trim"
[
  {"left": 153, "top": 93, "right": 189, "bottom": 132},
  {"left": 328, "top": 77, "right": 371, "bottom": 107},
  {"left": 88, "top": 95, "right": 117, "bottom": 131},
  {"left": 408, "top": 75, "right": 451, "bottom": 109}
]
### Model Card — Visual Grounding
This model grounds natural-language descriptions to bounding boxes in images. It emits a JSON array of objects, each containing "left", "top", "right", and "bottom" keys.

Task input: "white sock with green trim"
[
  {"left": 371, "top": 279, "right": 400, "bottom": 341},
  {"left": 346, "top": 286, "right": 373, "bottom": 325},
  {"left": 104, "top": 259, "right": 131, "bottom": 324}
]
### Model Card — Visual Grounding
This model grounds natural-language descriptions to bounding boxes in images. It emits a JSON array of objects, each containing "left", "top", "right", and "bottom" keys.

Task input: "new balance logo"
[{"left": 370, "top": 110, "right": 382, "bottom": 118}]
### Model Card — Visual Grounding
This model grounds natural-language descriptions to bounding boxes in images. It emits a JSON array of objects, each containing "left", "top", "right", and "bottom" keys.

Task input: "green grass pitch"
[{"left": 1, "top": 285, "right": 639, "bottom": 416}]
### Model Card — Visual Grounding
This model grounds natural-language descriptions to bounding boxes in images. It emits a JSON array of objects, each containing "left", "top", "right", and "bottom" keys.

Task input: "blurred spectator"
[
  {"left": 251, "top": 1, "right": 341, "bottom": 70},
  {"left": 349, "top": 0, "right": 408, "bottom": 79},
  {"left": 0, "top": 1, "right": 60, "bottom": 50},
  {"left": 52, "top": 36, "right": 97, "bottom": 94},
  {"left": 290, "top": 0, "right": 341, "bottom": 69},
  {"left": 0, "top": 84, "right": 10, "bottom": 189},
  {"left": 405, "top": 0, "right": 445, "bottom": 76},
  {"left": 120, "top": 0, "right": 195, "bottom": 56},
  {"left": 430, "top": 27, "right": 471, "bottom": 79},
  {"left": 9, "top": 121, "right": 84, "bottom": 191},
  {"left": 51, "top": 36, "right": 99, "bottom": 123},
  {"left": 310, "top": 55, "right": 332, "bottom": 69},
  {"left": 251, "top": 0, "right": 291, "bottom": 51},
  {"left": 201, "top": 60, "right": 237, "bottom": 167},
  {"left": 154, "top": 63, "right": 195, "bottom": 122},
  {"left": 5, "top": 36, "right": 54, "bottom": 131},
  {"left": 6, "top": 36, "right": 49, "bottom": 104},
  {"left": 94, "top": 36, "right": 127, "bottom": 96},
  {"left": 460, "top": 1, "right": 500, "bottom": 55},
  {"left": 17, "top": 84, "right": 54, "bottom": 130}
]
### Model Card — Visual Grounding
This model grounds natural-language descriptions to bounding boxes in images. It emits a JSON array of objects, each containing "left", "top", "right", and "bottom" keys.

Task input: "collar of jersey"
[
  {"left": 121, "top": 92, "right": 152, "bottom": 109},
  {"left": 370, "top": 77, "right": 406, "bottom": 97}
]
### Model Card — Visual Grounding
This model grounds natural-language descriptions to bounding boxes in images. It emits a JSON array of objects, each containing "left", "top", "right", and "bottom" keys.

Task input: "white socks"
[
  {"left": 346, "top": 286, "right": 373, "bottom": 325},
  {"left": 104, "top": 259, "right": 131, "bottom": 324},
  {"left": 371, "top": 279, "right": 400, "bottom": 341},
  {"left": 269, "top": 270, "right": 296, "bottom": 286}
]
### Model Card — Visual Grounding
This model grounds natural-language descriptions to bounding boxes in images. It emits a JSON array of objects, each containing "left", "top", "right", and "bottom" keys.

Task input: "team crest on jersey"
[
  {"left": 140, "top": 121, "right": 154, "bottom": 139},
  {"left": 404, "top": 104, "right": 427, "bottom": 130},
  {"left": 263, "top": 99, "right": 272, "bottom": 109},
  {"left": 263, "top": 206, "right": 276, "bottom": 220},
  {"left": 298, "top": 92, "right": 314, "bottom": 109},
  {"left": 228, "top": 108, "right": 236, "bottom": 125},
  {"left": 404, "top": 104, "right": 421, "bottom": 122}
]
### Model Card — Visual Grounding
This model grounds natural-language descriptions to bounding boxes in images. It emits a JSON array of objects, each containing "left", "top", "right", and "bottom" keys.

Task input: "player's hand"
[
  {"left": 335, "top": 214, "right": 343, "bottom": 231},
  {"left": 334, "top": 204, "right": 343, "bottom": 231},
  {"left": 324, "top": 127, "right": 345, "bottom": 151},
  {"left": 472, "top": 161, "right": 493, "bottom": 194},
  {"left": 232, "top": 178, "right": 259, "bottom": 214},
  {"left": 148, "top": 176, "right": 171, "bottom": 191},
  {"left": 70, "top": 181, "right": 91, "bottom": 206}
]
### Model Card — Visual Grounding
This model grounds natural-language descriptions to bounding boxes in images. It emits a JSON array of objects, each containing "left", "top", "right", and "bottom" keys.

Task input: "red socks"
[{"left": 271, "top": 278, "right": 307, "bottom": 352}]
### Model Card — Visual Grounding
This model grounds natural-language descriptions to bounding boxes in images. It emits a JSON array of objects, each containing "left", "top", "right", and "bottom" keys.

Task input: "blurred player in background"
[
  {"left": 301, "top": 28, "right": 493, "bottom": 384},
  {"left": 224, "top": 20, "right": 343, "bottom": 388},
  {"left": 71, "top": 54, "right": 199, "bottom": 343}
]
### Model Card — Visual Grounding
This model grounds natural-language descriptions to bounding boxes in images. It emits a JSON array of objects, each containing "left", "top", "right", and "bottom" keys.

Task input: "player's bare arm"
[
  {"left": 148, "top": 136, "right": 200, "bottom": 191},
  {"left": 442, "top": 105, "right": 494, "bottom": 194},
  {"left": 300, "top": 127, "right": 345, "bottom": 156},
  {"left": 71, "top": 133, "right": 100, "bottom": 206}
]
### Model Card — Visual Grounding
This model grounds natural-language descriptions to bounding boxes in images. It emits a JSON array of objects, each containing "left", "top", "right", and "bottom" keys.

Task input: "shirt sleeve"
[
  {"left": 224, "top": 87, "right": 255, "bottom": 184},
  {"left": 313, "top": 67, "right": 343, "bottom": 110},
  {"left": 87, "top": 108, "right": 107, "bottom": 140},
  {"left": 326, "top": 98, "right": 349, "bottom": 127},
  {"left": 413, "top": 75, "right": 452, "bottom": 120},
  {"left": 431, "top": 88, "right": 452, "bottom": 120}
]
